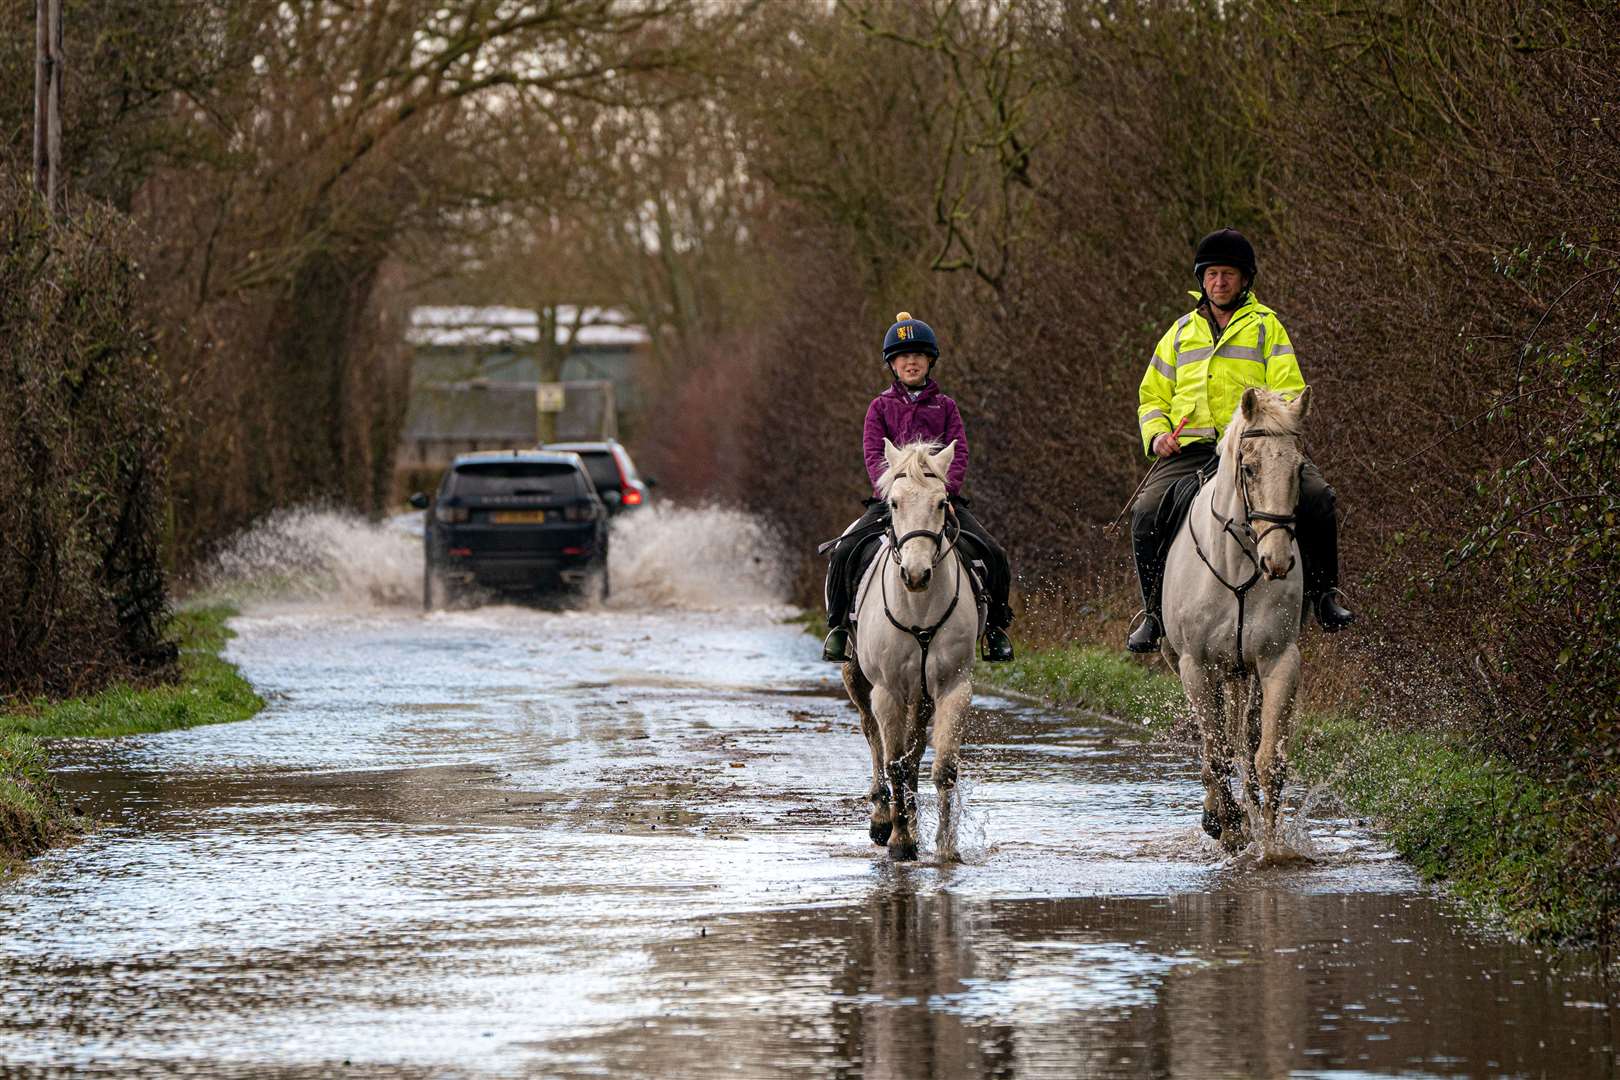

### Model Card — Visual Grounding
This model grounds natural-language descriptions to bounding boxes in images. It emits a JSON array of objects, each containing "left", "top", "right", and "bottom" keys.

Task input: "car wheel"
[
  {"left": 598, "top": 557, "right": 611, "bottom": 603},
  {"left": 424, "top": 563, "right": 453, "bottom": 611}
]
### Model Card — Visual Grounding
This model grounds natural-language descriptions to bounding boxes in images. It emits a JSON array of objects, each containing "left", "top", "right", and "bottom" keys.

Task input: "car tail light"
[
  {"left": 448, "top": 547, "right": 472, "bottom": 557},
  {"left": 564, "top": 503, "right": 597, "bottom": 521},
  {"left": 611, "top": 447, "right": 639, "bottom": 503},
  {"left": 435, "top": 504, "right": 470, "bottom": 523},
  {"left": 562, "top": 546, "right": 588, "bottom": 556}
]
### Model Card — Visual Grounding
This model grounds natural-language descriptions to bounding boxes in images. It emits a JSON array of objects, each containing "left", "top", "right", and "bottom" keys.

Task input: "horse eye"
[{"left": 937, "top": 499, "right": 948, "bottom": 510}]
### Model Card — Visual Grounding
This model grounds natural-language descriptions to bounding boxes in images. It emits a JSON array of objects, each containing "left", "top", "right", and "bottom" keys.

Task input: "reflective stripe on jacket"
[{"left": 1137, "top": 291, "right": 1305, "bottom": 457}]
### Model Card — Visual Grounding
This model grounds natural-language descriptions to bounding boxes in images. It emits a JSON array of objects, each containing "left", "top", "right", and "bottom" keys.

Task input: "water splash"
[
  {"left": 1222, "top": 762, "right": 1329, "bottom": 866},
  {"left": 198, "top": 506, "right": 423, "bottom": 610},
  {"left": 604, "top": 503, "right": 789, "bottom": 611},
  {"left": 194, "top": 503, "right": 790, "bottom": 614}
]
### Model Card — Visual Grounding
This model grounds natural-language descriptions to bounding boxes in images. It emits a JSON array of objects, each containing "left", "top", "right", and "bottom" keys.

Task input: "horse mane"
[
  {"left": 876, "top": 440, "right": 944, "bottom": 499},
  {"left": 1221, "top": 389, "right": 1302, "bottom": 456}
]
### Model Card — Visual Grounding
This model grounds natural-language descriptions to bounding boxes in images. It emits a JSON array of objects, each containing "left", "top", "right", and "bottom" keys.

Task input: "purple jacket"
[{"left": 863, "top": 379, "right": 969, "bottom": 496}]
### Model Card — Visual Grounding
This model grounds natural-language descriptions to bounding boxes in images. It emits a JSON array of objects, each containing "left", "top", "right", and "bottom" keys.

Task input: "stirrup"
[
  {"left": 1313, "top": 588, "right": 1354, "bottom": 633},
  {"left": 822, "top": 627, "right": 853, "bottom": 663},
  {"left": 981, "top": 628, "right": 1014, "bottom": 662},
  {"left": 1125, "top": 610, "right": 1163, "bottom": 653}
]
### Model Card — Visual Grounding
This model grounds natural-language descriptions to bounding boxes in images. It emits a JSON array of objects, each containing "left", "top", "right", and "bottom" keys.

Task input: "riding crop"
[{"left": 1104, "top": 417, "right": 1188, "bottom": 536}]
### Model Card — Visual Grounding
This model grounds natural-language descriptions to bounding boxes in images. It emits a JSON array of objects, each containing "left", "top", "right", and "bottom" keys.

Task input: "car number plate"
[{"left": 490, "top": 510, "right": 546, "bottom": 524}]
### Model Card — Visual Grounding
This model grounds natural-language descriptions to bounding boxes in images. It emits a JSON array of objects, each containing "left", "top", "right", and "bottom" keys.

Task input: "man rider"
[{"left": 1126, "top": 227, "right": 1354, "bottom": 653}]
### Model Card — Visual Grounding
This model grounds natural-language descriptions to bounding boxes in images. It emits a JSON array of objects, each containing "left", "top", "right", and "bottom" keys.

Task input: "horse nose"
[
  {"left": 902, "top": 566, "right": 931, "bottom": 591},
  {"left": 1263, "top": 554, "right": 1294, "bottom": 580}
]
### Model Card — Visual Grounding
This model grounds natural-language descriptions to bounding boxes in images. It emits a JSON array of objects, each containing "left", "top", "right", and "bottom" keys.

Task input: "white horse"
[
  {"left": 842, "top": 439, "right": 978, "bottom": 861},
  {"left": 1162, "top": 387, "right": 1311, "bottom": 850}
]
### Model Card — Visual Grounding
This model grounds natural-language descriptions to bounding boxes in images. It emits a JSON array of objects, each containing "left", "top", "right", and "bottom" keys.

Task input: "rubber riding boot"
[
  {"left": 1296, "top": 475, "right": 1351, "bottom": 632},
  {"left": 982, "top": 627, "right": 1014, "bottom": 662},
  {"left": 1126, "top": 612, "right": 1164, "bottom": 654},
  {"left": 1313, "top": 590, "right": 1354, "bottom": 633},
  {"left": 1128, "top": 529, "right": 1168, "bottom": 653},
  {"left": 822, "top": 627, "right": 852, "bottom": 662}
]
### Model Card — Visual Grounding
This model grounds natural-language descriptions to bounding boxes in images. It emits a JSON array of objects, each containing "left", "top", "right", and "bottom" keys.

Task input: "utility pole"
[{"left": 33, "top": 0, "right": 63, "bottom": 218}]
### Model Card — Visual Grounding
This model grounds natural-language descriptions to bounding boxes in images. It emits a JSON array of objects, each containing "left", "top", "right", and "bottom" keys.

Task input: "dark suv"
[
  {"left": 540, "top": 439, "right": 654, "bottom": 514},
  {"left": 410, "top": 450, "right": 609, "bottom": 609}
]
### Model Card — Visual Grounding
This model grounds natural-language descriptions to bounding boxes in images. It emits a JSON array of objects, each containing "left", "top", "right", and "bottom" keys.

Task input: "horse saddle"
[
  {"left": 850, "top": 535, "right": 988, "bottom": 640},
  {"left": 1153, "top": 459, "right": 1219, "bottom": 562}
]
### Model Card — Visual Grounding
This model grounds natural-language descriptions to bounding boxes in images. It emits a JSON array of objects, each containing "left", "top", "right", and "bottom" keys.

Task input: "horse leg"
[
  {"left": 1222, "top": 676, "right": 1259, "bottom": 846},
  {"left": 843, "top": 662, "right": 891, "bottom": 844},
  {"left": 930, "top": 681, "right": 971, "bottom": 863},
  {"left": 1180, "top": 657, "right": 1239, "bottom": 847},
  {"left": 871, "top": 683, "right": 919, "bottom": 861},
  {"left": 1255, "top": 646, "right": 1301, "bottom": 838},
  {"left": 888, "top": 696, "right": 929, "bottom": 862}
]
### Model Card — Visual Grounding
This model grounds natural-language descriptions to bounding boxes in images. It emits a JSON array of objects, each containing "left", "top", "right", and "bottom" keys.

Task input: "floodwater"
[{"left": 0, "top": 509, "right": 1614, "bottom": 1078}]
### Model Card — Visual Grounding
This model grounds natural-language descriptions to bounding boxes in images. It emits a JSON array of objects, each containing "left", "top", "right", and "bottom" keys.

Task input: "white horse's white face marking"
[{"left": 881, "top": 439, "right": 956, "bottom": 591}]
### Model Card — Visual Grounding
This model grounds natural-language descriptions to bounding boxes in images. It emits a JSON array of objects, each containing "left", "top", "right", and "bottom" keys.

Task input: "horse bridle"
[
  {"left": 1228, "top": 428, "right": 1300, "bottom": 564},
  {"left": 884, "top": 482, "right": 962, "bottom": 570},
  {"left": 1189, "top": 426, "right": 1301, "bottom": 676}
]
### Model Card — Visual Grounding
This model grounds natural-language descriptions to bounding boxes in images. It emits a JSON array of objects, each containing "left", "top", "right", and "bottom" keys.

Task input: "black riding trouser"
[
  {"left": 824, "top": 498, "right": 1013, "bottom": 631},
  {"left": 1128, "top": 443, "right": 1341, "bottom": 616}
]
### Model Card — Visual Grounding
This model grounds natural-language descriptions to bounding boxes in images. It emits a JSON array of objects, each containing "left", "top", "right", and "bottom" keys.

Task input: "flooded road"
[{"left": 0, "top": 511, "right": 1615, "bottom": 1078}]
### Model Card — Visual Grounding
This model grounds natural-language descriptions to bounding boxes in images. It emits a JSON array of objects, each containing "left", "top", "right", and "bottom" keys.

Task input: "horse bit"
[{"left": 1188, "top": 427, "right": 1299, "bottom": 676}]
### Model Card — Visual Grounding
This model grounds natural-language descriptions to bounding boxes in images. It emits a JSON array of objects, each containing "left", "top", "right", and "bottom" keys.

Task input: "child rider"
[{"left": 822, "top": 312, "right": 1015, "bottom": 664}]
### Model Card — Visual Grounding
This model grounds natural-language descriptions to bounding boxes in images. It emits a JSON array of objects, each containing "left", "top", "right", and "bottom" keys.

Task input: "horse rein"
[{"left": 1188, "top": 426, "right": 1301, "bottom": 676}]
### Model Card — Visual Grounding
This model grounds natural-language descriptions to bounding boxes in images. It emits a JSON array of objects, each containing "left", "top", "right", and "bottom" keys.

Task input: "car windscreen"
[
  {"left": 448, "top": 462, "right": 582, "bottom": 497},
  {"left": 575, "top": 453, "right": 622, "bottom": 492}
]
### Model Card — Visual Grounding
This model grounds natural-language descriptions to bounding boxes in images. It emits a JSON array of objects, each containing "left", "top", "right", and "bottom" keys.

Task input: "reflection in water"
[
  {"left": 0, "top": 585, "right": 1614, "bottom": 1077},
  {"left": 555, "top": 879, "right": 1618, "bottom": 1079}
]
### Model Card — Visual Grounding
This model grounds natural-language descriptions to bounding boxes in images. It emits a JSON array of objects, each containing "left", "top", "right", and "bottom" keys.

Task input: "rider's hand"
[{"left": 1152, "top": 432, "right": 1181, "bottom": 457}]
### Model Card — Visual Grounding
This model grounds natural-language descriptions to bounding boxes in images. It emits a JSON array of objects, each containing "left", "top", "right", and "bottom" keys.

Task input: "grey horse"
[
  {"left": 842, "top": 439, "right": 978, "bottom": 861},
  {"left": 1162, "top": 387, "right": 1311, "bottom": 850}
]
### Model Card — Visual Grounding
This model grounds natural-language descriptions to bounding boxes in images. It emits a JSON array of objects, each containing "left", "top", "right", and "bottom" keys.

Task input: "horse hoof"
[
  {"left": 869, "top": 821, "right": 893, "bottom": 845},
  {"left": 889, "top": 841, "right": 919, "bottom": 862},
  {"left": 1201, "top": 810, "right": 1223, "bottom": 839}
]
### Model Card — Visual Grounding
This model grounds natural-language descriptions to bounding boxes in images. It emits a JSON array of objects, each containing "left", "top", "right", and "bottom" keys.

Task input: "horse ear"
[
  {"left": 1292, "top": 385, "right": 1312, "bottom": 418},
  {"left": 1240, "top": 386, "right": 1261, "bottom": 421},
  {"left": 883, "top": 437, "right": 900, "bottom": 469},
  {"left": 930, "top": 440, "right": 956, "bottom": 475}
]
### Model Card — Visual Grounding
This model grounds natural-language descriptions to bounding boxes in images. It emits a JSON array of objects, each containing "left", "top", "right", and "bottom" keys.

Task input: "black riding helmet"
[
  {"left": 1193, "top": 228, "right": 1256, "bottom": 312},
  {"left": 882, "top": 311, "right": 939, "bottom": 366}
]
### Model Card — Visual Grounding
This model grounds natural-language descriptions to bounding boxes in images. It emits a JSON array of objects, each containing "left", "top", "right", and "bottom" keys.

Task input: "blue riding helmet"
[{"left": 882, "top": 311, "right": 940, "bottom": 362}]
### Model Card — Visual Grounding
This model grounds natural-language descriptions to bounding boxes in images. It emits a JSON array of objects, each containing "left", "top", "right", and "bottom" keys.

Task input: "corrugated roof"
[{"left": 408, "top": 306, "right": 648, "bottom": 348}]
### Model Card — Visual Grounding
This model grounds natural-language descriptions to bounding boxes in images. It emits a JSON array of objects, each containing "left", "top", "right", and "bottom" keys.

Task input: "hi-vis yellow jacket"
[{"left": 1137, "top": 291, "right": 1305, "bottom": 457}]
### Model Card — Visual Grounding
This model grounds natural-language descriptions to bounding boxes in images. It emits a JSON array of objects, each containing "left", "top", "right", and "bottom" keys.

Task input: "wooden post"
[
  {"left": 33, "top": 0, "right": 63, "bottom": 218},
  {"left": 33, "top": 0, "right": 48, "bottom": 201},
  {"left": 47, "top": 0, "right": 62, "bottom": 216}
]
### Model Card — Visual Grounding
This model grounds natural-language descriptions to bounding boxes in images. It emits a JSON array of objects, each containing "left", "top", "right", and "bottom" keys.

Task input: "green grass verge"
[
  {"left": 976, "top": 639, "right": 1614, "bottom": 949},
  {"left": 976, "top": 644, "right": 1182, "bottom": 732},
  {"left": 0, "top": 604, "right": 264, "bottom": 869}
]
